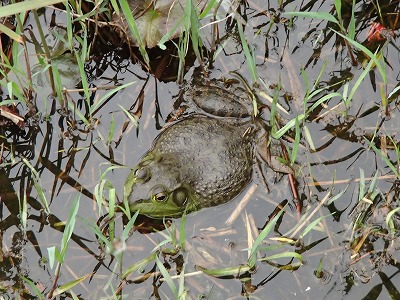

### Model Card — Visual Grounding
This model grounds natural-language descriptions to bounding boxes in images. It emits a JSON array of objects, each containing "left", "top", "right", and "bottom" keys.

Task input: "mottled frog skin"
[{"left": 124, "top": 85, "right": 255, "bottom": 218}]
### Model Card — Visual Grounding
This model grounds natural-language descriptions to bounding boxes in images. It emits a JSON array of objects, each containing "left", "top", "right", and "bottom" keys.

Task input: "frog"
[{"left": 124, "top": 79, "right": 258, "bottom": 218}]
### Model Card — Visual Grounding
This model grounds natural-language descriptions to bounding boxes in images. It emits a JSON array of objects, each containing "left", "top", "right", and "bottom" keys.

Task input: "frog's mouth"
[{"left": 129, "top": 185, "right": 199, "bottom": 218}]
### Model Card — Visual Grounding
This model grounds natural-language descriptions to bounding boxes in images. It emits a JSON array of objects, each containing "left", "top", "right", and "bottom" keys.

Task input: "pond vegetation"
[{"left": 0, "top": 0, "right": 399, "bottom": 299}]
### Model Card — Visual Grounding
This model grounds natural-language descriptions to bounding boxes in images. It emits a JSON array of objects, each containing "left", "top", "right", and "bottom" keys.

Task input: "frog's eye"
[
  {"left": 134, "top": 167, "right": 150, "bottom": 182},
  {"left": 173, "top": 188, "right": 188, "bottom": 207},
  {"left": 152, "top": 186, "right": 168, "bottom": 202}
]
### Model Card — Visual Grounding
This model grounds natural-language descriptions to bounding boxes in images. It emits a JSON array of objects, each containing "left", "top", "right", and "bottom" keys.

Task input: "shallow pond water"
[{"left": 1, "top": 0, "right": 400, "bottom": 299}]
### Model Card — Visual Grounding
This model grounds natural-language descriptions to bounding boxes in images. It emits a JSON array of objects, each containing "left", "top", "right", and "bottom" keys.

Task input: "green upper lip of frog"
[{"left": 124, "top": 85, "right": 255, "bottom": 218}]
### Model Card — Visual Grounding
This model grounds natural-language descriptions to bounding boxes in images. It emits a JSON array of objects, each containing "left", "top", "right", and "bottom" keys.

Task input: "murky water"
[{"left": 1, "top": 0, "right": 399, "bottom": 299}]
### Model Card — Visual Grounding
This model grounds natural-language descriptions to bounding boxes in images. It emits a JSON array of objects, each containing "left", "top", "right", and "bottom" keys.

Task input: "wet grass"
[{"left": 0, "top": 0, "right": 400, "bottom": 298}]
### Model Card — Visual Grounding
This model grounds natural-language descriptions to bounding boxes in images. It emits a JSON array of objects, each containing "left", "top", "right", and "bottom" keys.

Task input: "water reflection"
[{"left": 0, "top": 0, "right": 399, "bottom": 298}]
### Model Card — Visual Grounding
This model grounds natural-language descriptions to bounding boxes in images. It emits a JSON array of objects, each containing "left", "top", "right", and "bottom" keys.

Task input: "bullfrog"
[{"left": 124, "top": 82, "right": 256, "bottom": 218}]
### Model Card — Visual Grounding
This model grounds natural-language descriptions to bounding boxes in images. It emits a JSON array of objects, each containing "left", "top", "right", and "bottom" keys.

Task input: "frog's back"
[{"left": 153, "top": 116, "right": 253, "bottom": 207}]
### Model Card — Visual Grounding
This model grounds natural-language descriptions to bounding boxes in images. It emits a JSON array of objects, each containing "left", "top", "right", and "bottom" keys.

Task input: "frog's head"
[{"left": 124, "top": 152, "right": 199, "bottom": 218}]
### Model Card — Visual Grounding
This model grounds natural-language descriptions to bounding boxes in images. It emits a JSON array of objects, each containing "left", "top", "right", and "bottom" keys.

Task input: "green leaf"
[
  {"left": 21, "top": 157, "right": 50, "bottom": 214},
  {"left": 89, "top": 82, "right": 135, "bottom": 115},
  {"left": 0, "top": 0, "right": 64, "bottom": 18},
  {"left": 0, "top": 23, "right": 22, "bottom": 43},
  {"left": 60, "top": 195, "right": 80, "bottom": 258},
  {"left": 47, "top": 246, "right": 56, "bottom": 269},
  {"left": 122, "top": 251, "right": 159, "bottom": 279},
  {"left": 248, "top": 207, "right": 286, "bottom": 268},
  {"left": 300, "top": 214, "right": 332, "bottom": 238},
  {"left": 118, "top": 104, "right": 138, "bottom": 127},
  {"left": 122, "top": 210, "right": 139, "bottom": 241},
  {"left": 272, "top": 114, "right": 305, "bottom": 139},
  {"left": 156, "top": 256, "right": 178, "bottom": 297},
  {"left": 237, "top": 17, "right": 257, "bottom": 82},
  {"left": 119, "top": 0, "right": 149, "bottom": 65},
  {"left": 291, "top": 116, "right": 301, "bottom": 165},
  {"left": 52, "top": 273, "right": 92, "bottom": 297},
  {"left": 260, "top": 251, "right": 303, "bottom": 268},
  {"left": 365, "top": 137, "right": 400, "bottom": 179},
  {"left": 197, "top": 265, "right": 251, "bottom": 277},
  {"left": 333, "top": 29, "right": 387, "bottom": 83},
  {"left": 20, "top": 275, "right": 45, "bottom": 299}
]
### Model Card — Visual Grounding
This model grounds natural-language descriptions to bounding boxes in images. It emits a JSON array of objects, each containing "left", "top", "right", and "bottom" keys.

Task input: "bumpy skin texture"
[
  {"left": 188, "top": 85, "right": 250, "bottom": 118},
  {"left": 125, "top": 116, "right": 254, "bottom": 218}
]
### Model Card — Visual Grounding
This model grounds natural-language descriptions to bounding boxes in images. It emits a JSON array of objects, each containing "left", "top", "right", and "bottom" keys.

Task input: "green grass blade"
[
  {"left": 20, "top": 275, "right": 45, "bottom": 299},
  {"left": 303, "top": 125, "right": 316, "bottom": 151},
  {"left": 333, "top": 29, "right": 387, "bottom": 83},
  {"left": 348, "top": 0, "right": 356, "bottom": 39},
  {"left": 180, "top": 212, "right": 187, "bottom": 251},
  {"left": 47, "top": 246, "right": 56, "bottom": 269},
  {"left": 365, "top": 137, "right": 400, "bottom": 179},
  {"left": 0, "top": 0, "right": 64, "bottom": 18},
  {"left": 260, "top": 251, "right": 302, "bottom": 263},
  {"left": 52, "top": 273, "right": 92, "bottom": 297},
  {"left": 74, "top": 50, "right": 90, "bottom": 105},
  {"left": 307, "top": 92, "right": 341, "bottom": 113},
  {"left": 79, "top": 217, "right": 113, "bottom": 253},
  {"left": 388, "top": 85, "right": 400, "bottom": 98},
  {"left": 347, "top": 58, "right": 375, "bottom": 103},
  {"left": 118, "top": 104, "right": 139, "bottom": 128},
  {"left": 334, "top": 0, "right": 342, "bottom": 22},
  {"left": 290, "top": 116, "right": 301, "bottom": 165},
  {"left": 197, "top": 265, "right": 251, "bottom": 277},
  {"left": 122, "top": 210, "right": 139, "bottom": 241},
  {"left": 156, "top": 256, "right": 178, "bottom": 297},
  {"left": 0, "top": 23, "right": 22, "bottom": 43},
  {"left": 119, "top": 0, "right": 149, "bottom": 66},
  {"left": 60, "top": 194, "right": 80, "bottom": 258},
  {"left": 108, "top": 188, "right": 116, "bottom": 242},
  {"left": 358, "top": 168, "right": 365, "bottom": 202},
  {"left": 21, "top": 157, "right": 50, "bottom": 214},
  {"left": 300, "top": 214, "right": 332, "bottom": 238},
  {"left": 90, "top": 82, "right": 135, "bottom": 115},
  {"left": 121, "top": 251, "right": 159, "bottom": 279},
  {"left": 386, "top": 207, "right": 400, "bottom": 227},
  {"left": 198, "top": 0, "right": 216, "bottom": 18},
  {"left": 107, "top": 113, "right": 115, "bottom": 145},
  {"left": 236, "top": 19, "right": 257, "bottom": 82},
  {"left": 272, "top": 114, "right": 305, "bottom": 139},
  {"left": 248, "top": 207, "right": 285, "bottom": 268}
]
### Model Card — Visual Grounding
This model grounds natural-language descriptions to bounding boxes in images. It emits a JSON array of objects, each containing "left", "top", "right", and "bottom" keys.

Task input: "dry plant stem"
[
  {"left": 0, "top": 143, "right": 4, "bottom": 164},
  {"left": 47, "top": 262, "right": 62, "bottom": 299},
  {"left": 32, "top": 9, "right": 57, "bottom": 97},
  {"left": 279, "top": 140, "right": 301, "bottom": 215},
  {"left": 344, "top": 38, "right": 358, "bottom": 67},
  {"left": 225, "top": 184, "right": 257, "bottom": 226},
  {"left": 209, "top": 0, "right": 224, "bottom": 68},
  {"left": 289, "top": 191, "right": 331, "bottom": 239},
  {"left": 310, "top": 174, "right": 396, "bottom": 186}
]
